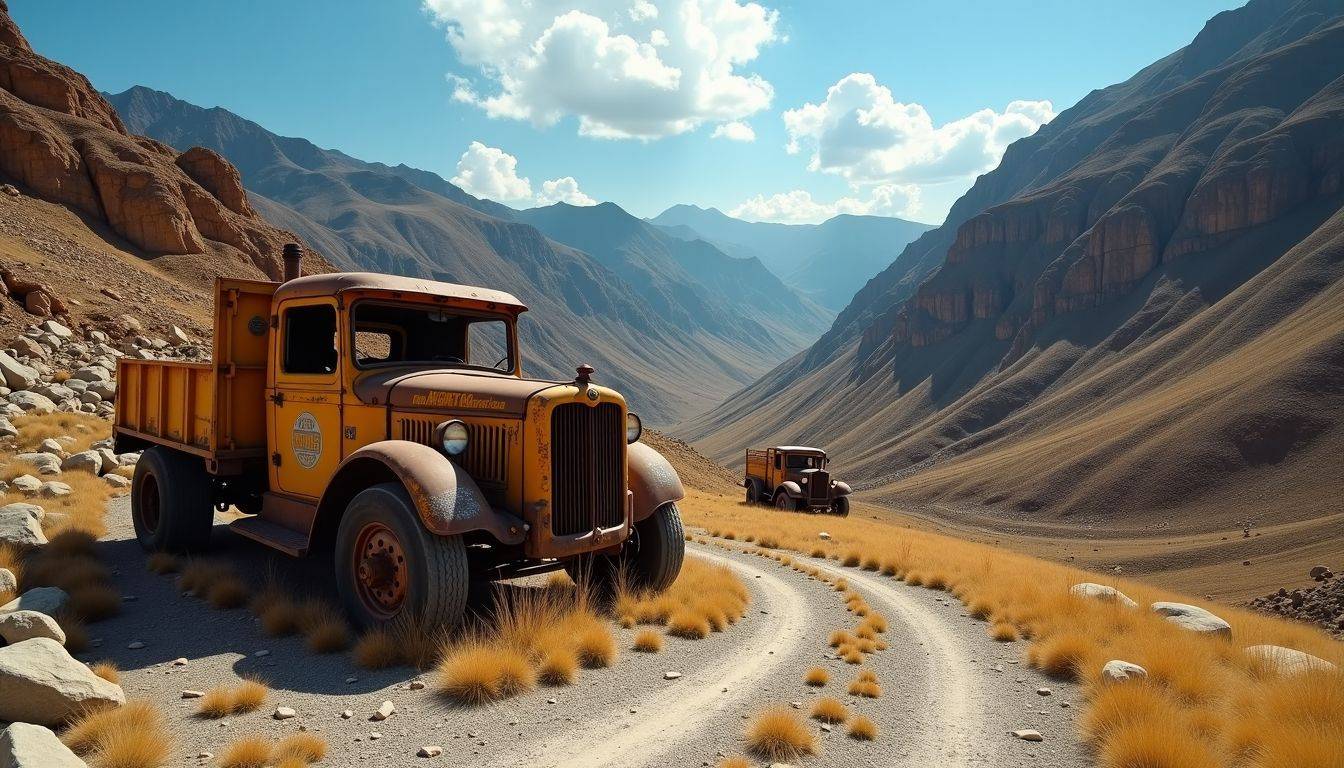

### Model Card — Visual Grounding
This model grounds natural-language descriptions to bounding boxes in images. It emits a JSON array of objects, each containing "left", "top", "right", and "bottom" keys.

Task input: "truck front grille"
[
  {"left": 810, "top": 471, "right": 830, "bottom": 500},
  {"left": 397, "top": 417, "right": 509, "bottom": 500},
  {"left": 550, "top": 403, "right": 624, "bottom": 536}
]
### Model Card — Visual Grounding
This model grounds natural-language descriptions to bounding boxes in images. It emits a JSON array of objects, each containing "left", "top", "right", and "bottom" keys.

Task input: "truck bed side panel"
[
  {"left": 213, "top": 278, "right": 276, "bottom": 454},
  {"left": 116, "top": 360, "right": 216, "bottom": 456},
  {"left": 745, "top": 449, "right": 769, "bottom": 484}
]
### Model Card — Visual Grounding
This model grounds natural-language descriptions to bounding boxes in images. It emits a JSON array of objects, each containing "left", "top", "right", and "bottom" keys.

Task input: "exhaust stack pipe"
[{"left": 282, "top": 242, "right": 302, "bottom": 282}]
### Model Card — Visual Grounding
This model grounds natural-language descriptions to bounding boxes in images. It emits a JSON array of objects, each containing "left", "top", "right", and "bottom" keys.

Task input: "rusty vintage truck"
[
  {"left": 744, "top": 445, "right": 851, "bottom": 515},
  {"left": 114, "top": 245, "right": 686, "bottom": 628}
]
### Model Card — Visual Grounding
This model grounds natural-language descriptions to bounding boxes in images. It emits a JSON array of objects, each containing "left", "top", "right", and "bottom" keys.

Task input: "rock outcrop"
[
  {"left": 0, "top": 637, "right": 126, "bottom": 726},
  {"left": 0, "top": 1, "right": 324, "bottom": 281},
  {"left": 0, "top": 722, "right": 87, "bottom": 768},
  {"left": 1151, "top": 602, "right": 1232, "bottom": 638}
]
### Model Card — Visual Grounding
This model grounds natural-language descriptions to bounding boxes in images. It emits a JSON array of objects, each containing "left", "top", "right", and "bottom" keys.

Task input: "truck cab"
[
  {"left": 744, "top": 445, "right": 851, "bottom": 516},
  {"left": 116, "top": 254, "right": 686, "bottom": 628}
]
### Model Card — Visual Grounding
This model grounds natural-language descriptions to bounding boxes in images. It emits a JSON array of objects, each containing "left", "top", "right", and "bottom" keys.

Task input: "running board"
[{"left": 229, "top": 516, "right": 309, "bottom": 556}]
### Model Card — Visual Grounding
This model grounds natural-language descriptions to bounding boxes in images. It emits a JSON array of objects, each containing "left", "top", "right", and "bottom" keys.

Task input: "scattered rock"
[
  {"left": 1150, "top": 602, "right": 1232, "bottom": 638},
  {"left": 0, "top": 507, "right": 47, "bottom": 549},
  {"left": 1101, "top": 660, "right": 1148, "bottom": 683},
  {"left": 418, "top": 746, "right": 443, "bottom": 758},
  {"left": 663, "top": 671, "right": 682, "bottom": 680},
  {"left": 273, "top": 707, "right": 297, "bottom": 720},
  {"left": 7, "top": 392, "right": 56, "bottom": 414},
  {"left": 0, "top": 610, "right": 66, "bottom": 645},
  {"left": 0, "top": 722, "right": 87, "bottom": 767},
  {"left": 340, "top": 710, "right": 353, "bottom": 719},
  {"left": 1244, "top": 645, "right": 1337, "bottom": 675},
  {"left": 1, "top": 587, "right": 68, "bottom": 616},
  {"left": 371, "top": 700, "right": 395, "bottom": 721},
  {"left": 60, "top": 451, "right": 101, "bottom": 475},
  {"left": 126, "top": 640, "right": 145, "bottom": 650},
  {"left": 171, "top": 658, "right": 188, "bottom": 666},
  {"left": 0, "top": 638, "right": 126, "bottom": 726},
  {"left": 38, "top": 481, "right": 71, "bottom": 498},
  {"left": 181, "top": 690, "right": 204, "bottom": 699},
  {"left": 9, "top": 475, "right": 40, "bottom": 494},
  {"left": 0, "top": 568, "right": 15, "bottom": 594},
  {"left": 1011, "top": 729, "right": 1043, "bottom": 742},
  {"left": 1036, "top": 687, "right": 1052, "bottom": 696},
  {"left": 0, "top": 351, "right": 37, "bottom": 390},
  {"left": 1069, "top": 583, "right": 1137, "bottom": 608},
  {"left": 818, "top": 532, "right": 831, "bottom": 540},
  {"left": 408, "top": 680, "right": 425, "bottom": 690},
  {"left": 14, "top": 452, "right": 61, "bottom": 475},
  {"left": 103, "top": 474, "right": 130, "bottom": 489}
]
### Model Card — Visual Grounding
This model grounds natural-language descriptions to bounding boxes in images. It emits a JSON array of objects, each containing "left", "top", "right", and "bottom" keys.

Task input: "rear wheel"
[
  {"left": 334, "top": 483, "right": 468, "bottom": 630},
  {"left": 775, "top": 490, "right": 797, "bottom": 512},
  {"left": 832, "top": 496, "right": 851, "bottom": 517},
  {"left": 745, "top": 483, "right": 758, "bottom": 504},
  {"left": 566, "top": 502, "right": 686, "bottom": 595},
  {"left": 131, "top": 446, "right": 213, "bottom": 553}
]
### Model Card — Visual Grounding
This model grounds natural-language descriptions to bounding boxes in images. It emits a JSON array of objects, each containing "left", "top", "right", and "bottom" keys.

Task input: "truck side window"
[
  {"left": 773, "top": 454, "right": 781, "bottom": 470},
  {"left": 283, "top": 305, "right": 338, "bottom": 375}
]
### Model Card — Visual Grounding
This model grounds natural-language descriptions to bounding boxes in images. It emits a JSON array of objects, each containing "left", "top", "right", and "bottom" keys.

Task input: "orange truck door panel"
[{"left": 268, "top": 298, "right": 344, "bottom": 500}]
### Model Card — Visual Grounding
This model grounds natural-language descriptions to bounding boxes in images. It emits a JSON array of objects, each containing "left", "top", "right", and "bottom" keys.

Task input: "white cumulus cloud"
[
  {"left": 711, "top": 121, "right": 756, "bottom": 142},
  {"left": 423, "top": 0, "right": 780, "bottom": 140},
  {"left": 450, "top": 142, "right": 597, "bottom": 208},
  {"left": 783, "top": 72, "right": 1054, "bottom": 185},
  {"left": 537, "top": 176, "right": 598, "bottom": 206},
  {"left": 730, "top": 184, "right": 921, "bottom": 225}
]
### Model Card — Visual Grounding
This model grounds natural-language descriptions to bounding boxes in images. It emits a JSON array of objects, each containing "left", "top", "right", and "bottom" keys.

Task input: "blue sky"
[{"left": 14, "top": 0, "right": 1243, "bottom": 224}]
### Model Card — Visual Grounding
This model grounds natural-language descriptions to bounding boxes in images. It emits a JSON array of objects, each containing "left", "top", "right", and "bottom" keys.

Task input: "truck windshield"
[
  {"left": 785, "top": 455, "right": 824, "bottom": 469},
  {"left": 351, "top": 302, "right": 514, "bottom": 373}
]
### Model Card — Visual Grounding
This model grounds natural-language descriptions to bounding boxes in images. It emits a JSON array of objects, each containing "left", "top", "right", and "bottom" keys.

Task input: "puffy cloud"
[
  {"left": 537, "top": 176, "right": 598, "bottom": 206},
  {"left": 730, "top": 184, "right": 921, "bottom": 225},
  {"left": 711, "top": 120, "right": 755, "bottom": 142},
  {"left": 423, "top": 0, "right": 780, "bottom": 140},
  {"left": 783, "top": 73, "right": 1054, "bottom": 185},
  {"left": 450, "top": 142, "right": 597, "bottom": 207},
  {"left": 450, "top": 141, "right": 533, "bottom": 203}
]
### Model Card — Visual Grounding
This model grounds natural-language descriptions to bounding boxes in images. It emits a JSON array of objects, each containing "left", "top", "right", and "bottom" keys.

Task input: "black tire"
[
  {"left": 131, "top": 446, "right": 213, "bottom": 553},
  {"left": 832, "top": 496, "right": 851, "bottom": 517},
  {"left": 775, "top": 490, "right": 797, "bottom": 512},
  {"left": 745, "top": 483, "right": 758, "bottom": 504},
  {"left": 566, "top": 502, "right": 686, "bottom": 595},
  {"left": 334, "top": 483, "right": 469, "bottom": 631}
]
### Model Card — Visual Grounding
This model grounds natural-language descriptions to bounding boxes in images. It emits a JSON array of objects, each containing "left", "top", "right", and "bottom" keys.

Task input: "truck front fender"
[
  {"left": 317, "top": 441, "right": 527, "bottom": 546},
  {"left": 777, "top": 481, "right": 802, "bottom": 499},
  {"left": 833, "top": 481, "right": 853, "bottom": 496},
  {"left": 628, "top": 441, "right": 685, "bottom": 522}
]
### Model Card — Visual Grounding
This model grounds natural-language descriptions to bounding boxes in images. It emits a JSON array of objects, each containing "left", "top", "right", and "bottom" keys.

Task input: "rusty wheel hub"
[{"left": 352, "top": 522, "right": 408, "bottom": 619}]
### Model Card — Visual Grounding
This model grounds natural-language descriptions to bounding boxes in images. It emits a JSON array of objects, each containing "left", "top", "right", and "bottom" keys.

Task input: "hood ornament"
[{"left": 575, "top": 364, "right": 594, "bottom": 385}]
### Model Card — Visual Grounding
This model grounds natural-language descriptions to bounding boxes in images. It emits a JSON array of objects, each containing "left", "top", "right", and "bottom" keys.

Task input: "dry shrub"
[
  {"left": 718, "top": 757, "right": 751, "bottom": 768},
  {"left": 810, "top": 696, "right": 848, "bottom": 723},
  {"left": 436, "top": 637, "right": 536, "bottom": 704},
  {"left": 55, "top": 611, "right": 88, "bottom": 652},
  {"left": 305, "top": 617, "right": 351, "bottom": 653},
  {"left": 1029, "top": 632, "right": 1092, "bottom": 681},
  {"left": 842, "top": 551, "right": 861, "bottom": 567},
  {"left": 1099, "top": 718, "right": 1220, "bottom": 768},
  {"left": 924, "top": 573, "right": 948, "bottom": 590},
  {"left": 832, "top": 578, "right": 848, "bottom": 591},
  {"left": 145, "top": 552, "right": 179, "bottom": 574},
  {"left": 861, "top": 555, "right": 881, "bottom": 571},
  {"left": 219, "top": 737, "right": 272, "bottom": 768},
  {"left": 842, "top": 648, "right": 863, "bottom": 665},
  {"left": 90, "top": 661, "right": 120, "bottom": 684},
  {"left": 968, "top": 598, "right": 995, "bottom": 621},
  {"left": 207, "top": 574, "right": 250, "bottom": 609},
  {"left": 990, "top": 622, "right": 1019, "bottom": 642},
  {"left": 848, "top": 715, "right": 878, "bottom": 741},
  {"left": 615, "top": 558, "right": 749, "bottom": 640},
  {"left": 67, "top": 583, "right": 121, "bottom": 621},
  {"left": 849, "top": 678, "right": 881, "bottom": 698},
  {"left": 810, "top": 547, "right": 826, "bottom": 558},
  {"left": 22, "top": 553, "right": 108, "bottom": 593},
  {"left": 862, "top": 613, "right": 887, "bottom": 633},
  {"left": 804, "top": 666, "right": 828, "bottom": 687},
  {"left": 273, "top": 732, "right": 327, "bottom": 764},
  {"left": 198, "top": 678, "right": 268, "bottom": 718},
  {"left": 63, "top": 699, "right": 170, "bottom": 767},
  {"left": 353, "top": 627, "right": 402, "bottom": 670},
  {"left": 633, "top": 629, "right": 662, "bottom": 653},
  {"left": 43, "top": 529, "right": 99, "bottom": 559},
  {"left": 746, "top": 706, "right": 816, "bottom": 761},
  {"left": 178, "top": 560, "right": 223, "bottom": 596},
  {"left": 828, "top": 630, "right": 850, "bottom": 648},
  {"left": 904, "top": 571, "right": 924, "bottom": 586},
  {"left": 667, "top": 610, "right": 711, "bottom": 639},
  {"left": 537, "top": 646, "right": 578, "bottom": 686}
]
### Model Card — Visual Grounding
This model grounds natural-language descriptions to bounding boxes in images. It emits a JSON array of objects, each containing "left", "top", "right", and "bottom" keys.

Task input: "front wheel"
[
  {"left": 832, "top": 496, "right": 851, "bottom": 517},
  {"left": 775, "top": 491, "right": 797, "bottom": 512},
  {"left": 334, "top": 483, "right": 468, "bottom": 630},
  {"left": 566, "top": 502, "right": 686, "bottom": 595},
  {"left": 131, "top": 446, "right": 213, "bottom": 553}
]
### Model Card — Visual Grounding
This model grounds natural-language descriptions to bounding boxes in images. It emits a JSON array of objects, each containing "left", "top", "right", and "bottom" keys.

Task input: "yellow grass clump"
[
  {"left": 810, "top": 696, "right": 848, "bottom": 724},
  {"left": 63, "top": 699, "right": 171, "bottom": 768},
  {"left": 198, "top": 678, "right": 268, "bottom": 718},
  {"left": 272, "top": 732, "right": 327, "bottom": 764},
  {"left": 633, "top": 629, "right": 663, "bottom": 653},
  {"left": 207, "top": 573, "right": 251, "bottom": 609},
  {"left": 804, "top": 666, "right": 828, "bottom": 686},
  {"left": 746, "top": 706, "right": 816, "bottom": 762},
  {"left": 90, "top": 660, "right": 120, "bottom": 684},
  {"left": 677, "top": 487, "right": 1344, "bottom": 768},
  {"left": 718, "top": 757, "right": 751, "bottom": 768},
  {"left": 436, "top": 637, "right": 536, "bottom": 704},
  {"left": 848, "top": 714, "right": 878, "bottom": 741},
  {"left": 615, "top": 558, "right": 749, "bottom": 641},
  {"left": 219, "top": 737, "right": 272, "bottom": 768},
  {"left": 353, "top": 627, "right": 403, "bottom": 670}
]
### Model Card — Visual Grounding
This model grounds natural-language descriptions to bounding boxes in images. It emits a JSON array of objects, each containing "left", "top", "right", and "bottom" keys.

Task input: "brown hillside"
[
  {"left": 0, "top": 0, "right": 326, "bottom": 339},
  {"left": 679, "top": 0, "right": 1344, "bottom": 598}
]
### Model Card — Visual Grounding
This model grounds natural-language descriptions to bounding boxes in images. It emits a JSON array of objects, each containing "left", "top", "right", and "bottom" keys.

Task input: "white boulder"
[
  {"left": 1151, "top": 602, "right": 1232, "bottom": 638},
  {"left": 1070, "top": 583, "right": 1137, "bottom": 608},
  {"left": 38, "top": 481, "right": 71, "bottom": 498},
  {"left": 1, "top": 587, "right": 69, "bottom": 616},
  {"left": 7, "top": 392, "right": 56, "bottom": 414},
  {"left": 14, "top": 453, "right": 60, "bottom": 475},
  {"left": 1245, "top": 645, "right": 1337, "bottom": 676},
  {"left": 0, "top": 722, "right": 88, "bottom": 768},
  {"left": 0, "top": 568, "right": 15, "bottom": 594},
  {"left": 0, "top": 638, "right": 125, "bottom": 725},
  {"left": 0, "top": 352, "right": 37, "bottom": 390},
  {"left": 0, "top": 508, "right": 46, "bottom": 550},
  {"left": 61, "top": 451, "right": 102, "bottom": 475},
  {"left": 0, "top": 610, "right": 67, "bottom": 645},
  {"left": 1101, "top": 660, "right": 1148, "bottom": 683},
  {"left": 9, "top": 475, "right": 40, "bottom": 494}
]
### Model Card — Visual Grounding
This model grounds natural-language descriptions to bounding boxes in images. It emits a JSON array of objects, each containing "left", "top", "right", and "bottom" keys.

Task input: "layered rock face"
[{"left": 0, "top": 1, "right": 319, "bottom": 279}]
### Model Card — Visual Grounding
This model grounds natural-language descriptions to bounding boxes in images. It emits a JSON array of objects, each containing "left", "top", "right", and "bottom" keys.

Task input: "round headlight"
[
  {"left": 626, "top": 412, "right": 642, "bottom": 444},
  {"left": 437, "top": 420, "right": 469, "bottom": 456}
]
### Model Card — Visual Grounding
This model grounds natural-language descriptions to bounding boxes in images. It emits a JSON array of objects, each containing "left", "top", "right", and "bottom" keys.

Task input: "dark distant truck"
[{"left": 744, "top": 446, "right": 851, "bottom": 515}]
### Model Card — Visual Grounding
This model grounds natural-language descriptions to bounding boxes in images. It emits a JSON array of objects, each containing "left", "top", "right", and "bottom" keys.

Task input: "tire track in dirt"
[
  {"left": 809, "top": 557, "right": 985, "bottom": 767},
  {"left": 494, "top": 545, "right": 812, "bottom": 768}
]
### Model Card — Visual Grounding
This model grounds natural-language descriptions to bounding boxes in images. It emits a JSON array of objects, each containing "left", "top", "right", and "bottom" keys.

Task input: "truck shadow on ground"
[{"left": 92, "top": 502, "right": 537, "bottom": 699}]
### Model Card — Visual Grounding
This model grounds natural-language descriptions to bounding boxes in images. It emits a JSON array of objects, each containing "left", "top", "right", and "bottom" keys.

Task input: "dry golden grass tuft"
[
  {"left": 633, "top": 629, "right": 663, "bottom": 653},
  {"left": 89, "top": 660, "right": 120, "bottom": 684},
  {"left": 827, "top": 630, "right": 850, "bottom": 648},
  {"left": 67, "top": 583, "right": 121, "bottom": 621},
  {"left": 63, "top": 699, "right": 171, "bottom": 767},
  {"left": 145, "top": 552, "right": 179, "bottom": 574},
  {"left": 436, "top": 637, "right": 537, "bottom": 704},
  {"left": 717, "top": 757, "right": 751, "bottom": 768},
  {"left": 848, "top": 678, "right": 881, "bottom": 698},
  {"left": 842, "top": 648, "right": 863, "bottom": 665},
  {"left": 353, "top": 627, "right": 403, "bottom": 670},
  {"left": 810, "top": 696, "right": 848, "bottom": 724},
  {"left": 219, "top": 737, "right": 272, "bottom": 768},
  {"left": 55, "top": 611, "right": 88, "bottom": 652},
  {"left": 679, "top": 488, "right": 1344, "bottom": 768},
  {"left": 537, "top": 646, "right": 578, "bottom": 686},
  {"left": 207, "top": 573, "right": 250, "bottom": 609},
  {"left": 198, "top": 678, "right": 268, "bottom": 718},
  {"left": 848, "top": 714, "right": 878, "bottom": 741},
  {"left": 272, "top": 732, "right": 327, "bottom": 764},
  {"left": 615, "top": 558, "right": 749, "bottom": 642},
  {"left": 804, "top": 666, "right": 828, "bottom": 687},
  {"left": 667, "top": 609, "right": 711, "bottom": 639},
  {"left": 842, "top": 551, "right": 861, "bottom": 567},
  {"left": 745, "top": 706, "right": 816, "bottom": 762},
  {"left": 305, "top": 617, "right": 351, "bottom": 654}
]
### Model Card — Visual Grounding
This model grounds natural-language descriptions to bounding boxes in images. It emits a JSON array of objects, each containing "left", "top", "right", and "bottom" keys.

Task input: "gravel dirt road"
[{"left": 85, "top": 497, "right": 1090, "bottom": 766}]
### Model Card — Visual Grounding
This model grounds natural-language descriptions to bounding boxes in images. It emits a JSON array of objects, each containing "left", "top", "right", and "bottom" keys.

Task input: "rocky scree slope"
[
  {"left": 679, "top": 0, "right": 1344, "bottom": 537},
  {"left": 105, "top": 86, "right": 825, "bottom": 424}
]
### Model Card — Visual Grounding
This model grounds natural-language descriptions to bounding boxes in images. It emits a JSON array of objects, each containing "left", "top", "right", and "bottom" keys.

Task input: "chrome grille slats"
[{"left": 550, "top": 403, "right": 623, "bottom": 536}]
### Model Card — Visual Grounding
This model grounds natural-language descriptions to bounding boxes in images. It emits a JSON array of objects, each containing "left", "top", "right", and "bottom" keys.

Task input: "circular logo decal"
[
  {"left": 291, "top": 411, "right": 322, "bottom": 469},
  {"left": 247, "top": 315, "right": 267, "bottom": 336}
]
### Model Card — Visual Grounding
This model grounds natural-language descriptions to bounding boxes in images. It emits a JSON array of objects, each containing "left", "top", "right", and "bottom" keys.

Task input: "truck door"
[{"left": 268, "top": 298, "right": 343, "bottom": 499}]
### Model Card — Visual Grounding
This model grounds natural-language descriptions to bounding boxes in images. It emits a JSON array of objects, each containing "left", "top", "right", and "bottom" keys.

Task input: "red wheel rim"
[
  {"left": 352, "top": 522, "right": 409, "bottom": 619},
  {"left": 139, "top": 473, "right": 161, "bottom": 533}
]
